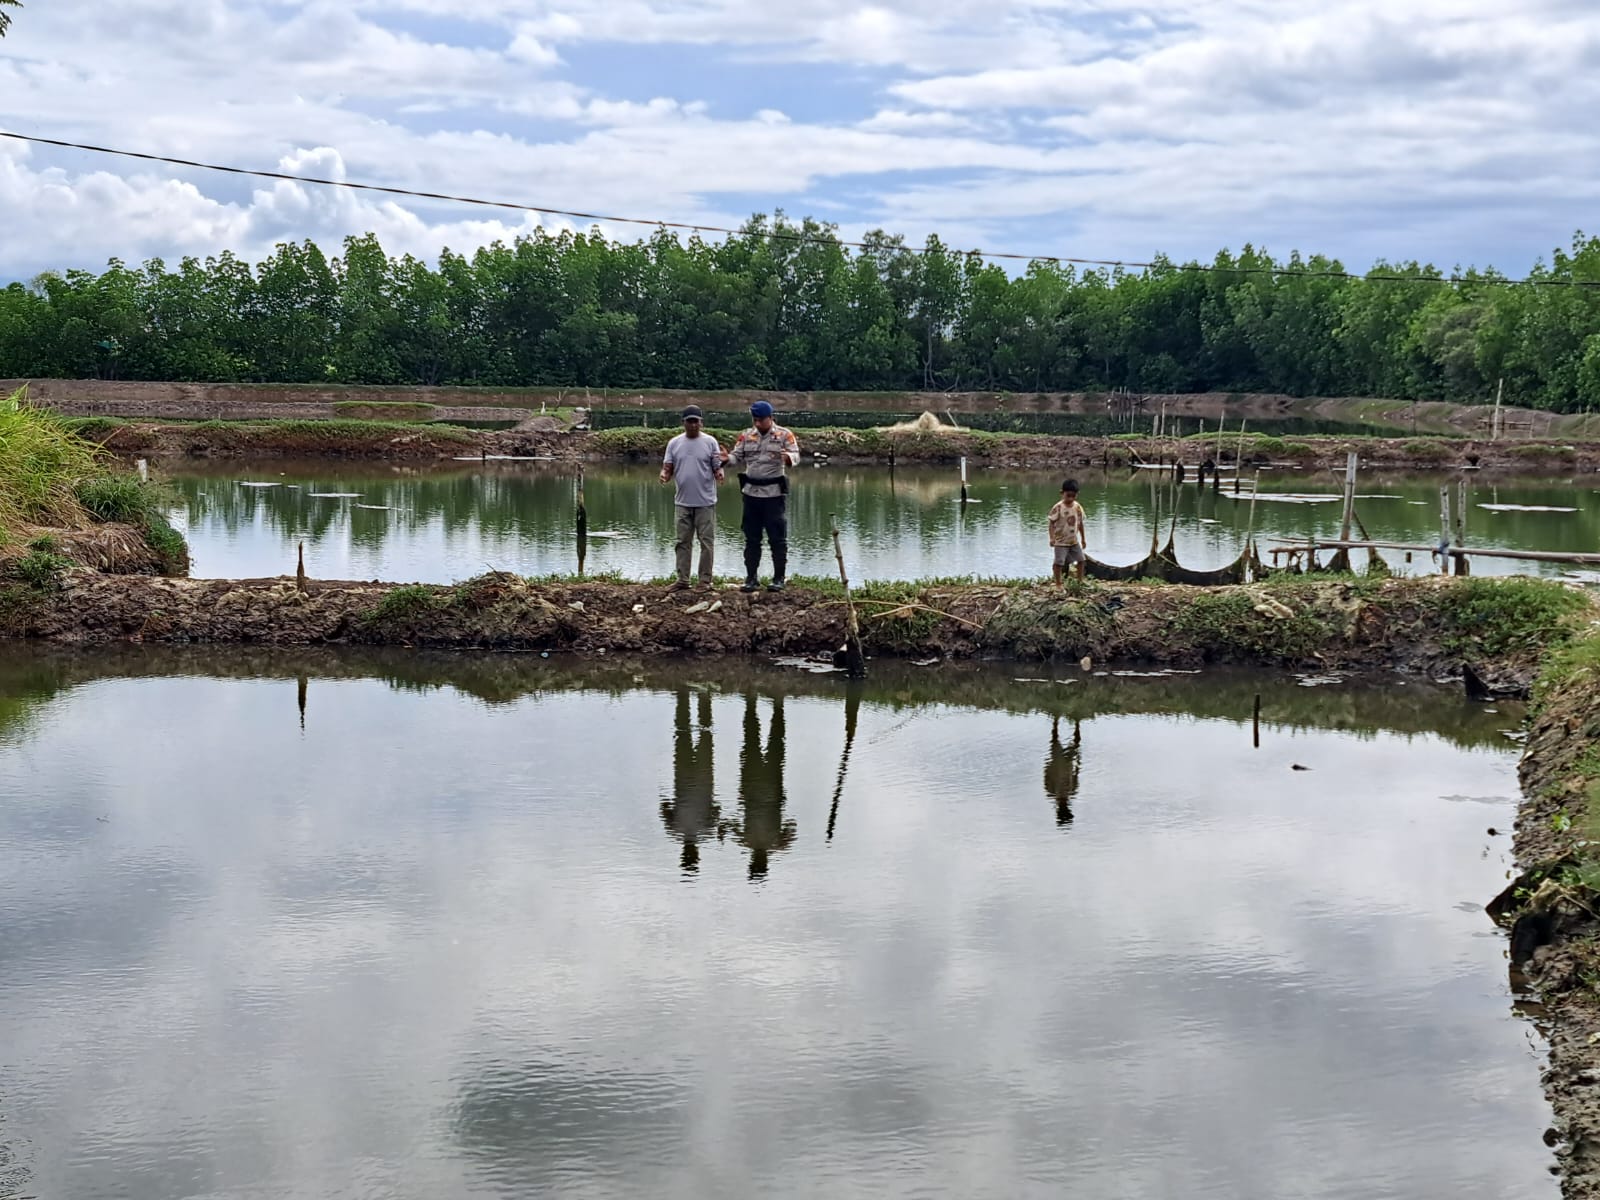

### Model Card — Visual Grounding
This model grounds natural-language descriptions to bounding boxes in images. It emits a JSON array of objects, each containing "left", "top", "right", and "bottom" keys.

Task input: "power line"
[{"left": 3, "top": 128, "right": 1598, "bottom": 289}]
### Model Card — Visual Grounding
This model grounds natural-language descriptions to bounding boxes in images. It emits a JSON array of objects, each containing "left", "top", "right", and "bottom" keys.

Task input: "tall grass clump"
[{"left": 0, "top": 386, "right": 98, "bottom": 537}]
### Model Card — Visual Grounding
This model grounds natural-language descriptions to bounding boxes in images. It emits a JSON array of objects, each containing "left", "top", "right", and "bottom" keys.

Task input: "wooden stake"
[
  {"left": 1439, "top": 485, "right": 1452, "bottom": 575},
  {"left": 1492, "top": 377, "right": 1504, "bottom": 441},
  {"left": 1234, "top": 420, "right": 1247, "bottom": 494},
  {"left": 1338, "top": 451, "right": 1359, "bottom": 544},
  {"left": 1454, "top": 477, "right": 1470, "bottom": 575},
  {"left": 959, "top": 456, "right": 968, "bottom": 505},
  {"left": 831, "top": 515, "right": 867, "bottom": 678},
  {"left": 296, "top": 541, "right": 307, "bottom": 594}
]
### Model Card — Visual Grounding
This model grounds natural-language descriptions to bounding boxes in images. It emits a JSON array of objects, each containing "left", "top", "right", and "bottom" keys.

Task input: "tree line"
[{"left": 3, "top": 215, "right": 1599, "bottom": 411}]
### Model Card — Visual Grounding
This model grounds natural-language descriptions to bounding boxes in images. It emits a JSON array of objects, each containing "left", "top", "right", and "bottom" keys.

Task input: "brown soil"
[
  {"left": 1494, "top": 647, "right": 1600, "bottom": 1199},
  {"left": 1, "top": 523, "right": 171, "bottom": 576},
  {"left": 15, "top": 377, "right": 1597, "bottom": 438},
  {"left": 0, "top": 572, "right": 1568, "bottom": 694}
]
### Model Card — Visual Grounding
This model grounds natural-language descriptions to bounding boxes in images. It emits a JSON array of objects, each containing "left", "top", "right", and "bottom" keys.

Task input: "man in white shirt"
[{"left": 659, "top": 405, "right": 725, "bottom": 591}]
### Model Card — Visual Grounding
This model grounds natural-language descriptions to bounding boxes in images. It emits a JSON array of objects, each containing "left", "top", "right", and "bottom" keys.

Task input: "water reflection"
[
  {"left": 162, "top": 461, "right": 1600, "bottom": 585},
  {"left": 0, "top": 642, "right": 1557, "bottom": 1199},
  {"left": 737, "top": 694, "right": 794, "bottom": 881},
  {"left": 1046, "top": 717, "right": 1083, "bottom": 828},
  {"left": 660, "top": 688, "right": 720, "bottom": 873}
]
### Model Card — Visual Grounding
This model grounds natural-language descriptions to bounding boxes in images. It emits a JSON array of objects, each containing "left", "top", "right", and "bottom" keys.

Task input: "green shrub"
[
  {"left": 74, "top": 474, "right": 151, "bottom": 523},
  {"left": 1429, "top": 577, "right": 1590, "bottom": 658},
  {"left": 4, "top": 548, "right": 72, "bottom": 590},
  {"left": 0, "top": 386, "right": 101, "bottom": 534},
  {"left": 365, "top": 584, "right": 443, "bottom": 625}
]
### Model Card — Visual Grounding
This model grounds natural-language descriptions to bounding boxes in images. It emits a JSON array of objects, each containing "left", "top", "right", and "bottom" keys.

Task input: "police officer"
[{"left": 727, "top": 401, "right": 800, "bottom": 592}]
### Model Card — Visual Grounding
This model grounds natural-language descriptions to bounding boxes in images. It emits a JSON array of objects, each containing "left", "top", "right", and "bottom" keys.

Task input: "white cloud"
[{"left": 0, "top": 0, "right": 1597, "bottom": 279}]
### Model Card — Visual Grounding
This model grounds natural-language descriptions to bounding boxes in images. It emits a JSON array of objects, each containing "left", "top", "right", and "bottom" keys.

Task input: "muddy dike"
[
  {"left": 1490, "top": 616, "right": 1600, "bottom": 1200},
  {"left": 87, "top": 418, "right": 1600, "bottom": 476},
  {"left": 0, "top": 572, "right": 1583, "bottom": 690}
]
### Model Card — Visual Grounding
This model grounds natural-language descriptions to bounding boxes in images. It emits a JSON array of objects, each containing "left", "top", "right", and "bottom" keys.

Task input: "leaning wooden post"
[
  {"left": 1337, "top": 451, "right": 1359, "bottom": 544},
  {"left": 831, "top": 515, "right": 867, "bottom": 678},
  {"left": 1492, "top": 378, "right": 1504, "bottom": 442}
]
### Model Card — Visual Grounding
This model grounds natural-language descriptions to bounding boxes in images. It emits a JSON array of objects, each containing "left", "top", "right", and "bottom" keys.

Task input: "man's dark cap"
[{"left": 681, "top": 405, "right": 703, "bottom": 420}]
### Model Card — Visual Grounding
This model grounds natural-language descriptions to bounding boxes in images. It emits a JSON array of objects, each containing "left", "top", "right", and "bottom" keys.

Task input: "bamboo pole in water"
[
  {"left": 1337, "top": 452, "right": 1359, "bottom": 544},
  {"left": 1234, "top": 420, "right": 1248, "bottom": 494},
  {"left": 959, "top": 456, "right": 968, "bottom": 505},
  {"left": 1439, "top": 486, "right": 1452, "bottom": 575},
  {"left": 1453, "top": 478, "right": 1470, "bottom": 575},
  {"left": 831, "top": 515, "right": 867, "bottom": 678}
]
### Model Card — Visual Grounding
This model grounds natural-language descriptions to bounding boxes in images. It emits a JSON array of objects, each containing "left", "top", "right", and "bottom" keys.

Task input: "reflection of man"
[
  {"left": 660, "top": 688, "right": 719, "bottom": 873},
  {"left": 1045, "top": 716, "right": 1082, "bottom": 827},
  {"left": 737, "top": 693, "right": 795, "bottom": 880}
]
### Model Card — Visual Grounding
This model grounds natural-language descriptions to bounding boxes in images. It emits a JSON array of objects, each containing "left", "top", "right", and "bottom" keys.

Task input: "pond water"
[
  {"left": 0, "top": 646, "right": 1556, "bottom": 1199},
  {"left": 163, "top": 461, "right": 1600, "bottom": 585}
]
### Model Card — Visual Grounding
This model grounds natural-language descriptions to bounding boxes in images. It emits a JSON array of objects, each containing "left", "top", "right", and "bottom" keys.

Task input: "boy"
[{"left": 1048, "top": 479, "right": 1088, "bottom": 585}]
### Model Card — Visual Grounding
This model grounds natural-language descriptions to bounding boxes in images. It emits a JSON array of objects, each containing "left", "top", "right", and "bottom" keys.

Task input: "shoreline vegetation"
[
  {"left": 0, "top": 387, "right": 189, "bottom": 582},
  {"left": 4, "top": 224, "right": 1599, "bottom": 415}
]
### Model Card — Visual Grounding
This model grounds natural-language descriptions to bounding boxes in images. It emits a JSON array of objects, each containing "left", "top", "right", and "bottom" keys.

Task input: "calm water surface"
[
  {"left": 162, "top": 461, "right": 1600, "bottom": 584},
  {"left": 0, "top": 647, "right": 1555, "bottom": 1199}
]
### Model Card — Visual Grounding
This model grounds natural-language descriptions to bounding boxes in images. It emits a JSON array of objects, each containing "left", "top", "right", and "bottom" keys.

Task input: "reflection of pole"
[
  {"left": 575, "top": 466, "right": 587, "bottom": 577},
  {"left": 1253, "top": 693, "right": 1261, "bottom": 748},
  {"left": 826, "top": 683, "right": 862, "bottom": 842},
  {"left": 831, "top": 515, "right": 867, "bottom": 678},
  {"left": 297, "top": 673, "right": 307, "bottom": 732}
]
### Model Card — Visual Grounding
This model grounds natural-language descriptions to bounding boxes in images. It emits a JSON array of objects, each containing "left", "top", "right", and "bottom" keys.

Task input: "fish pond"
[
  {"left": 161, "top": 461, "right": 1600, "bottom": 585},
  {"left": 0, "top": 646, "right": 1557, "bottom": 1199}
]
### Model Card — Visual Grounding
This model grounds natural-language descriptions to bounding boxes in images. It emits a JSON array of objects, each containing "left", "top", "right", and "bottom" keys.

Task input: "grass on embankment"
[{"left": 0, "top": 387, "right": 189, "bottom": 576}]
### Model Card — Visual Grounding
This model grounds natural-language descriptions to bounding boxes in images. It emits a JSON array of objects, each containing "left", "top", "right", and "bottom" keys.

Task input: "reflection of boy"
[
  {"left": 1045, "top": 716, "right": 1082, "bottom": 827},
  {"left": 1048, "top": 479, "right": 1088, "bottom": 585}
]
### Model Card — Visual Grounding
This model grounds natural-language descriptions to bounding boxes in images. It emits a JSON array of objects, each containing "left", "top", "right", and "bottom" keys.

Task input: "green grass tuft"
[
  {"left": 4, "top": 548, "right": 72, "bottom": 590},
  {"left": 1428, "top": 577, "right": 1591, "bottom": 659}
]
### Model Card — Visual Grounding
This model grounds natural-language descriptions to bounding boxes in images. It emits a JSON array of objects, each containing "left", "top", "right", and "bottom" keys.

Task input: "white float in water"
[
  {"left": 239, "top": 481, "right": 280, "bottom": 488},
  {"left": 309, "top": 492, "right": 362, "bottom": 499},
  {"left": 1478, "top": 503, "right": 1579, "bottom": 513}
]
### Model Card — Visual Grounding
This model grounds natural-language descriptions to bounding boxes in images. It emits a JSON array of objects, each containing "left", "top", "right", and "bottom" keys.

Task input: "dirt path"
[
  {"left": 15, "top": 376, "right": 1600, "bottom": 439},
  {"left": 0, "top": 572, "right": 1570, "bottom": 694},
  {"left": 88, "top": 419, "right": 1600, "bottom": 476}
]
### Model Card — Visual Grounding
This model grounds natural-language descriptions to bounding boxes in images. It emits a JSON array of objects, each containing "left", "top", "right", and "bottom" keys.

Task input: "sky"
[{"left": 1, "top": 0, "right": 1598, "bottom": 281}]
